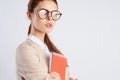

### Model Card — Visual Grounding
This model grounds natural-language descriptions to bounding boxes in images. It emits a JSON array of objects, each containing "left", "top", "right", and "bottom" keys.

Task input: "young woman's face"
[{"left": 31, "top": 1, "right": 58, "bottom": 34}]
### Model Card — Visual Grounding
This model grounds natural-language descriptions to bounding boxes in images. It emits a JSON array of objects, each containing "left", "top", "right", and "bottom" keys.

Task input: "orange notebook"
[{"left": 49, "top": 52, "right": 67, "bottom": 80}]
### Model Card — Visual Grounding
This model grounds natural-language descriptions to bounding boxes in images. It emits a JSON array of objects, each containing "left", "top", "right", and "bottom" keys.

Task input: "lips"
[{"left": 45, "top": 23, "right": 52, "bottom": 29}]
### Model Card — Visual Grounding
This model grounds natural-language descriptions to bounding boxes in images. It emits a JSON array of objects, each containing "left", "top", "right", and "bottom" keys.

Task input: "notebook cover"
[{"left": 49, "top": 52, "right": 67, "bottom": 80}]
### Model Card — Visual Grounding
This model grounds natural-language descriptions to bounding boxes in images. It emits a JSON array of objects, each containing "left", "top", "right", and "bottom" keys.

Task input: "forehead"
[{"left": 35, "top": 1, "right": 58, "bottom": 11}]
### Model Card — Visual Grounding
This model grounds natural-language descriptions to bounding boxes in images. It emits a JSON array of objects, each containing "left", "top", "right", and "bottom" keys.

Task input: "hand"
[
  {"left": 69, "top": 77, "right": 78, "bottom": 80},
  {"left": 49, "top": 72, "right": 61, "bottom": 80}
]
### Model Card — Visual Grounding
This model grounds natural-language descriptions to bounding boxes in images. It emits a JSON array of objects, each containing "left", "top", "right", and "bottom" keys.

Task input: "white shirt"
[{"left": 28, "top": 34, "right": 51, "bottom": 58}]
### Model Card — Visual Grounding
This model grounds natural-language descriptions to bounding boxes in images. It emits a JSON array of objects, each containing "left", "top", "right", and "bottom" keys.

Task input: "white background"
[{"left": 0, "top": 0, "right": 120, "bottom": 80}]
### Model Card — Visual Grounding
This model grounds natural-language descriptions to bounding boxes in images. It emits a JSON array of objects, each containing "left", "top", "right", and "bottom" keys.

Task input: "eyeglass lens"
[{"left": 38, "top": 9, "right": 62, "bottom": 21}]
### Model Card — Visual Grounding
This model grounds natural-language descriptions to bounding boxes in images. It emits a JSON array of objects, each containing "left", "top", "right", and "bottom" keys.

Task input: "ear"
[{"left": 27, "top": 11, "right": 32, "bottom": 20}]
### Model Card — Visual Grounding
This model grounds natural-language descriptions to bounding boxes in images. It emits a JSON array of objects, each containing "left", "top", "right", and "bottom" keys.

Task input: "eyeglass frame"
[{"left": 33, "top": 8, "right": 62, "bottom": 21}]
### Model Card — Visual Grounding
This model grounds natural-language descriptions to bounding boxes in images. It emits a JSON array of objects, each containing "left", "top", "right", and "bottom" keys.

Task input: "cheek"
[
  {"left": 31, "top": 15, "right": 36, "bottom": 25},
  {"left": 52, "top": 21, "right": 56, "bottom": 26},
  {"left": 32, "top": 17, "right": 42, "bottom": 29}
]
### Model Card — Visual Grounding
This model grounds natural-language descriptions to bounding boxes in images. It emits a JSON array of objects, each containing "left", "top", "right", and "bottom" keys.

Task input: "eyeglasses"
[{"left": 34, "top": 8, "right": 62, "bottom": 21}]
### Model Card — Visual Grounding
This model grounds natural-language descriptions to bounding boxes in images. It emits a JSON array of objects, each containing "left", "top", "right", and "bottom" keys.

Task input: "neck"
[
  {"left": 33, "top": 32, "right": 45, "bottom": 43},
  {"left": 31, "top": 26, "right": 45, "bottom": 43}
]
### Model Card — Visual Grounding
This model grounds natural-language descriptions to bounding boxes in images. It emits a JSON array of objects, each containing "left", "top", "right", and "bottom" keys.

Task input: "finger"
[
  {"left": 50, "top": 72, "right": 60, "bottom": 77},
  {"left": 49, "top": 72, "right": 57, "bottom": 79},
  {"left": 49, "top": 72, "right": 61, "bottom": 80},
  {"left": 69, "top": 77, "right": 74, "bottom": 80}
]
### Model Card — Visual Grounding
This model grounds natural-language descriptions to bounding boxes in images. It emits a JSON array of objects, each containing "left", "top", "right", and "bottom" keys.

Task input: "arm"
[{"left": 16, "top": 43, "right": 59, "bottom": 80}]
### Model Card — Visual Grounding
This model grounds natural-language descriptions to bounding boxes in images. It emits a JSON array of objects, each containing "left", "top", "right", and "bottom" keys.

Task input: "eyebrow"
[{"left": 35, "top": 8, "right": 58, "bottom": 11}]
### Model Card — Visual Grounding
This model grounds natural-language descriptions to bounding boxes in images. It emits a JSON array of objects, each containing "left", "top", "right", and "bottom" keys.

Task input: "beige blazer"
[{"left": 16, "top": 39, "right": 69, "bottom": 80}]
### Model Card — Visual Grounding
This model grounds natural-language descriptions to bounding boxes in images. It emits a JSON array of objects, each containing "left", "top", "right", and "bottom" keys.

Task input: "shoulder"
[
  {"left": 16, "top": 39, "right": 42, "bottom": 62},
  {"left": 16, "top": 39, "right": 34, "bottom": 51},
  {"left": 16, "top": 39, "right": 39, "bottom": 57}
]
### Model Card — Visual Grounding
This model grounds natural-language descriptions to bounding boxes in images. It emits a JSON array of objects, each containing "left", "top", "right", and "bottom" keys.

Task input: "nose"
[{"left": 47, "top": 12, "right": 52, "bottom": 20}]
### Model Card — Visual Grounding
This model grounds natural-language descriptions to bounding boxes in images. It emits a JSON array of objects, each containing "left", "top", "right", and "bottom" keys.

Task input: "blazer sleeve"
[{"left": 16, "top": 43, "right": 52, "bottom": 80}]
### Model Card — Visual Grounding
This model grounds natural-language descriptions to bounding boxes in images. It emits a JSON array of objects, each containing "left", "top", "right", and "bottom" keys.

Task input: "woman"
[{"left": 16, "top": 0, "right": 76, "bottom": 80}]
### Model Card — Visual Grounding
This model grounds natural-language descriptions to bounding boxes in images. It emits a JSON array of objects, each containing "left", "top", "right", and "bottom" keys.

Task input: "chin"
[
  {"left": 47, "top": 30, "right": 52, "bottom": 33},
  {"left": 45, "top": 29, "right": 53, "bottom": 33},
  {"left": 44, "top": 30, "right": 51, "bottom": 34}
]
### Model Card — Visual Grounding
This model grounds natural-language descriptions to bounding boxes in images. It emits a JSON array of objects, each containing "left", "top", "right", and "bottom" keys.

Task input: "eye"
[
  {"left": 52, "top": 11, "right": 60, "bottom": 16},
  {"left": 52, "top": 11, "right": 62, "bottom": 20},
  {"left": 38, "top": 9, "right": 48, "bottom": 18}
]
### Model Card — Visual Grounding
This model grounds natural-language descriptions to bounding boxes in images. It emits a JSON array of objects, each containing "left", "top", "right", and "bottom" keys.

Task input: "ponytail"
[
  {"left": 45, "top": 34, "right": 67, "bottom": 65},
  {"left": 45, "top": 34, "right": 62, "bottom": 54},
  {"left": 28, "top": 24, "right": 31, "bottom": 35}
]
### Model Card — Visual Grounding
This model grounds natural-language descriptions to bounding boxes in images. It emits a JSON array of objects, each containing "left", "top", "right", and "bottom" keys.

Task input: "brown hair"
[{"left": 27, "top": 0, "right": 62, "bottom": 54}]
